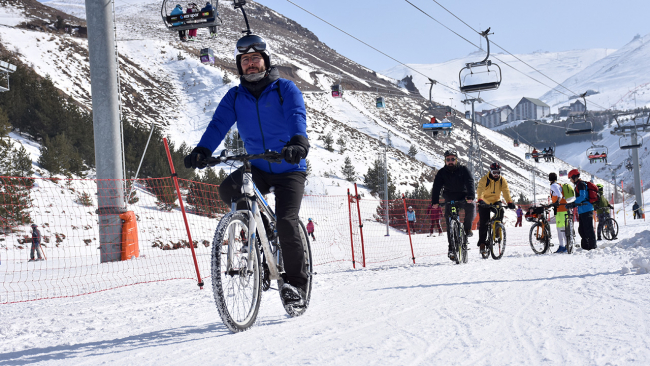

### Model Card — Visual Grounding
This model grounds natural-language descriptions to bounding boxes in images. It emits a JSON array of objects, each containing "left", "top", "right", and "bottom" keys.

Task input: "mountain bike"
[
  {"left": 564, "top": 203, "right": 577, "bottom": 254},
  {"left": 446, "top": 200, "right": 468, "bottom": 264},
  {"left": 601, "top": 210, "right": 619, "bottom": 241},
  {"left": 480, "top": 201, "right": 507, "bottom": 260},
  {"left": 205, "top": 151, "right": 313, "bottom": 332},
  {"left": 527, "top": 204, "right": 553, "bottom": 254}
]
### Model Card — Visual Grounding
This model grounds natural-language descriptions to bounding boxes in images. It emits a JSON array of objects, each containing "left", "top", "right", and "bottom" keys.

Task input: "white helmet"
[{"left": 233, "top": 34, "right": 270, "bottom": 75}]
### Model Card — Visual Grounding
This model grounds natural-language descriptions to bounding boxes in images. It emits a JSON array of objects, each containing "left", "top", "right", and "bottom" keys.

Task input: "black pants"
[
  {"left": 578, "top": 211, "right": 597, "bottom": 250},
  {"left": 478, "top": 205, "right": 504, "bottom": 246},
  {"left": 596, "top": 212, "right": 609, "bottom": 238},
  {"left": 444, "top": 202, "right": 475, "bottom": 250},
  {"left": 178, "top": 30, "right": 186, "bottom": 40},
  {"left": 218, "top": 166, "right": 308, "bottom": 289}
]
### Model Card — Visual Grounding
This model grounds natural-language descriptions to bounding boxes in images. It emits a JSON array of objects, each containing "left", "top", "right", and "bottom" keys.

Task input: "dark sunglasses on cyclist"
[
  {"left": 237, "top": 41, "right": 267, "bottom": 54},
  {"left": 491, "top": 170, "right": 501, "bottom": 175},
  {"left": 445, "top": 157, "right": 456, "bottom": 162}
]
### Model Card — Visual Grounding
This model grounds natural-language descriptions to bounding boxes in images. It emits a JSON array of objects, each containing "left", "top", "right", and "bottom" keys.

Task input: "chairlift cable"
[{"left": 424, "top": 0, "right": 610, "bottom": 111}]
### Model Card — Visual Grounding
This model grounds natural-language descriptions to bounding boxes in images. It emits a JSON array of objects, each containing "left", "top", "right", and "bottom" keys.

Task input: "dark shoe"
[
  {"left": 448, "top": 250, "right": 456, "bottom": 261},
  {"left": 479, "top": 243, "right": 486, "bottom": 254},
  {"left": 465, "top": 230, "right": 473, "bottom": 238},
  {"left": 555, "top": 246, "right": 567, "bottom": 253},
  {"left": 280, "top": 283, "right": 305, "bottom": 305},
  {"left": 37, "top": 258, "right": 44, "bottom": 261},
  {"left": 28, "top": 258, "right": 36, "bottom": 262}
]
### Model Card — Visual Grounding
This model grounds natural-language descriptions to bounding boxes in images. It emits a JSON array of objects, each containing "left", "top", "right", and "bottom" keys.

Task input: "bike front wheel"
[
  {"left": 602, "top": 218, "right": 619, "bottom": 240},
  {"left": 529, "top": 222, "right": 549, "bottom": 254},
  {"left": 491, "top": 222, "right": 506, "bottom": 260},
  {"left": 481, "top": 226, "right": 491, "bottom": 259},
  {"left": 277, "top": 220, "right": 314, "bottom": 317},
  {"left": 448, "top": 220, "right": 462, "bottom": 264},
  {"left": 211, "top": 211, "right": 262, "bottom": 332}
]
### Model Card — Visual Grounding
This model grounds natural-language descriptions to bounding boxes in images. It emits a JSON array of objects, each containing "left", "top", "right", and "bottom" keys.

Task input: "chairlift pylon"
[
  {"left": 161, "top": 0, "right": 222, "bottom": 32},
  {"left": 459, "top": 28, "right": 502, "bottom": 93}
]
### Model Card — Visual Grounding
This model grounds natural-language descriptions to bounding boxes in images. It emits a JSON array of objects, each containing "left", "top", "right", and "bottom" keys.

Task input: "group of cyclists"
[{"left": 183, "top": 33, "right": 617, "bottom": 319}]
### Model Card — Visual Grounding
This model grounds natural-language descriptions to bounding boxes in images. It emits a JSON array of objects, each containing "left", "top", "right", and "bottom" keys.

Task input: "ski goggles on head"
[
  {"left": 237, "top": 41, "right": 266, "bottom": 54},
  {"left": 491, "top": 169, "right": 501, "bottom": 176}
]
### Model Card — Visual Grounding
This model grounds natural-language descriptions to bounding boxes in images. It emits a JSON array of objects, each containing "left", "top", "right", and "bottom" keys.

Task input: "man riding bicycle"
[
  {"left": 184, "top": 34, "right": 310, "bottom": 305},
  {"left": 431, "top": 150, "right": 476, "bottom": 261},
  {"left": 476, "top": 162, "right": 515, "bottom": 254}
]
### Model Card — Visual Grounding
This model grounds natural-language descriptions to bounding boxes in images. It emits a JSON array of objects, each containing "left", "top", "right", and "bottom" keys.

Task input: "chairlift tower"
[
  {"left": 611, "top": 112, "right": 650, "bottom": 208},
  {"left": 0, "top": 61, "right": 17, "bottom": 92},
  {"left": 378, "top": 131, "right": 391, "bottom": 236},
  {"left": 462, "top": 96, "right": 484, "bottom": 186}
]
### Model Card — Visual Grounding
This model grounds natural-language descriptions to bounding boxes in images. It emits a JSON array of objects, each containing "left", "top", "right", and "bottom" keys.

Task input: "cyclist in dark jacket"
[
  {"left": 431, "top": 150, "right": 475, "bottom": 260},
  {"left": 185, "top": 34, "right": 310, "bottom": 306}
]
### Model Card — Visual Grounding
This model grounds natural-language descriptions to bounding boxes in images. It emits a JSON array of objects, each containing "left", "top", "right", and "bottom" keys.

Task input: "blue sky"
[{"left": 255, "top": 0, "right": 650, "bottom": 71}]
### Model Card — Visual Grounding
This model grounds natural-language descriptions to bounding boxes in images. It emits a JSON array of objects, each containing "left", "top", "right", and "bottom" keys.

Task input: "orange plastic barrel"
[{"left": 119, "top": 211, "right": 139, "bottom": 260}]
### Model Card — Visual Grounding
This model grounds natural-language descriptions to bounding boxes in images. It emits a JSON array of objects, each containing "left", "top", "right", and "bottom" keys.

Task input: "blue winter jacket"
[
  {"left": 200, "top": 3, "right": 216, "bottom": 22},
  {"left": 407, "top": 210, "right": 416, "bottom": 221},
  {"left": 574, "top": 180, "right": 594, "bottom": 214},
  {"left": 170, "top": 5, "right": 184, "bottom": 26},
  {"left": 197, "top": 78, "right": 307, "bottom": 174}
]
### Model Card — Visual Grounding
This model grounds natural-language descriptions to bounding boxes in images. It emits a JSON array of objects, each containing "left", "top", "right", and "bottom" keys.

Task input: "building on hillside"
[
  {"left": 569, "top": 99, "right": 586, "bottom": 116},
  {"left": 558, "top": 106, "right": 571, "bottom": 117},
  {"left": 477, "top": 105, "right": 513, "bottom": 128},
  {"left": 512, "top": 97, "right": 550, "bottom": 121}
]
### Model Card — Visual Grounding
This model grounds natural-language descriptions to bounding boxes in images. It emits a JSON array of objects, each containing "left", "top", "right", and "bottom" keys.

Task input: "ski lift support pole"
[
  {"left": 611, "top": 112, "right": 650, "bottom": 211},
  {"left": 234, "top": 0, "right": 252, "bottom": 35},
  {"left": 462, "top": 96, "right": 484, "bottom": 186}
]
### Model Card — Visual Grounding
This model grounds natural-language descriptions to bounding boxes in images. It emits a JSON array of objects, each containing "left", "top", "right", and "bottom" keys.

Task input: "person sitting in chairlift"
[
  {"left": 542, "top": 148, "right": 548, "bottom": 162},
  {"left": 201, "top": 2, "right": 218, "bottom": 38},
  {"left": 170, "top": 4, "right": 187, "bottom": 41}
]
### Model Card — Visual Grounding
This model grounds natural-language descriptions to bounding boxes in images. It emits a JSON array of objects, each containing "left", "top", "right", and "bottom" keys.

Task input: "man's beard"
[
  {"left": 446, "top": 163, "right": 457, "bottom": 171},
  {"left": 242, "top": 70, "right": 267, "bottom": 82}
]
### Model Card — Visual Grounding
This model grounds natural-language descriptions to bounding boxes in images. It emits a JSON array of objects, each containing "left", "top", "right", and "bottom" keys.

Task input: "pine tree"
[
  {"left": 305, "top": 159, "right": 312, "bottom": 176},
  {"left": 341, "top": 156, "right": 356, "bottom": 182},
  {"left": 323, "top": 132, "right": 334, "bottom": 152},
  {"left": 516, "top": 192, "right": 530, "bottom": 205},
  {"left": 38, "top": 133, "right": 83, "bottom": 176},
  {"left": 408, "top": 144, "right": 418, "bottom": 158},
  {"left": 363, "top": 158, "right": 396, "bottom": 199},
  {"left": 336, "top": 135, "right": 346, "bottom": 154}
]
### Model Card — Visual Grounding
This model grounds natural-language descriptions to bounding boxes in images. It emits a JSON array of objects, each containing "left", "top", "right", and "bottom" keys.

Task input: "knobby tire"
[
  {"left": 491, "top": 222, "right": 506, "bottom": 260},
  {"left": 529, "top": 222, "right": 549, "bottom": 254}
]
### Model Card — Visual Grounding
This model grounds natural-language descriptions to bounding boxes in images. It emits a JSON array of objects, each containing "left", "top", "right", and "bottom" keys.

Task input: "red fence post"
[
  {"left": 347, "top": 189, "right": 356, "bottom": 269},
  {"left": 353, "top": 183, "right": 366, "bottom": 268},
  {"left": 163, "top": 138, "right": 204, "bottom": 289},
  {"left": 402, "top": 194, "right": 416, "bottom": 264}
]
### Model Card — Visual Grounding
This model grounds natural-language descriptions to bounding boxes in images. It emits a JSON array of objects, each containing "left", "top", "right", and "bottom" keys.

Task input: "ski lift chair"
[
  {"left": 161, "top": 0, "right": 221, "bottom": 32},
  {"left": 0, "top": 61, "right": 17, "bottom": 92},
  {"left": 565, "top": 116, "right": 593, "bottom": 136},
  {"left": 421, "top": 116, "right": 453, "bottom": 138},
  {"left": 458, "top": 28, "right": 502, "bottom": 93},
  {"left": 376, "top": 97, "right": 385, "bottom": 108},
  {"left": 587, "top": 144, "right": 608, "bottom": 164},
  {"left": 559, "top": 170, "right": 567, "bottom": 177},
  {"left": 619, "top": 135, "right": 643, "bottom": 150},
  {"left": 331, "top": 84, "right": 343, "bottom": 98},
  {"left": 513, "top": 139, "right": 520, "bottom": 147},
  {"left": 200, "top": 48, "right": 215, "bottom": 64},
  {"left": 625, "top": 158, "right": 633, "bottom": 171}
]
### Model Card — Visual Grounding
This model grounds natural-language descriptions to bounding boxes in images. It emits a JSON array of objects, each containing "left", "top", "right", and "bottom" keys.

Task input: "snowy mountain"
[
  {"left": 381, "top": 48, "right": 613, "bottom": 112},
  {"left": 541, "top": 33, "right": 650, "bottom": 111}
]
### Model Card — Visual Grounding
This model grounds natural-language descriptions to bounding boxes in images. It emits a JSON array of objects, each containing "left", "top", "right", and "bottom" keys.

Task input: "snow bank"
[{"left": 615, "top": 230, "right": 650, "bottom": 274}]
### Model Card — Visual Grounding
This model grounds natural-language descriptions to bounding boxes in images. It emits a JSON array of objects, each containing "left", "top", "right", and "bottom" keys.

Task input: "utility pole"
[
  {"left": 85, "top": 0, "right": 125, "bottom": 262},
  {"left": 382, "top": 131, "right": 390, "bottom": 236},
  {"left": 462, "top": 97, "right": 484, "bottom": 186},
  {"left": 611, "top": 112, "right": 650, "bottom": 209}
]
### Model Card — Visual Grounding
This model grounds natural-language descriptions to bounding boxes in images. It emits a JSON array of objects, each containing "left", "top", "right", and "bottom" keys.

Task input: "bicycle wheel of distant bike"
[
  {"left": 491, "top": 223, "right": 506, "bottom": 260},
  {"left": 211, "top": 211, "right": 262, "bottom": 332},
  {"left": 277, "top": 220, "right": 313, "bottom": 318},
  {"left": 602, "top": 218, "right": 619, "bottom": 240},
  {"left": 529, "top": 222, "right": 549, "bottom": 254},
  {"left": 565, "top": 220, "right": 576, "bottom": 254}
]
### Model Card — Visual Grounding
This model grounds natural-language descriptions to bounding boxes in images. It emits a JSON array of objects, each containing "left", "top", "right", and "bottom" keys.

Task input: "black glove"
[
  {"left": 565, "top": 203, "right": 575, "bottom": 209},
  {"left": 184, "top": 146, "right": 212, "bottom": 169},
  {"left": 507, "top": 202, "right": 515, "bottom": 210},
  {"left": 477, "top": 199, "right": 488, "bottom": 208},
  {"left": 609, "top": 205, "right": 614, "bottom": 209},
  {"left": 282, "top": 135, "right": 309, "bottom": 165}
]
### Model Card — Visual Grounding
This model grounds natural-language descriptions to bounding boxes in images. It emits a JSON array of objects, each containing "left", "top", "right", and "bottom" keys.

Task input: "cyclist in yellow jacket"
[{"left": 476, "top": 162, "right": 515, "bottom": 254}]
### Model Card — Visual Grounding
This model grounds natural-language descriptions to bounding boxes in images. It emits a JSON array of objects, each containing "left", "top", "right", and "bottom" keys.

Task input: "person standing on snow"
[
  {"left": 431, "top": 150, "right": 476, "bottom": 261},
  {"left": 515, "top": 205, "right": 523, "bottom": 227},
  {"left": 475, "top": 162, "right": 515, "bottom": 255},
  {"left": 566, "top": 169, "right": 597, "bottom": 250},
  {"left": 29, "top": 224, "right": 44, "bottom": 262},
  {"left": 549, "top": 172, "right": 569, "bottom": 253},
  {"left": 184, "top": 34, "right": 310, "bottom": 307},
  {"left": 633, "top": 201, "right": 641, "bottom": 219},
  {"left": 406, "top": 206, "right": 416, "bottom": 234},
  {"left": 306, "top": 218, "right": 315, "bottom": 241},
  {"left": 426, "top": 203, "right": 443, "bottom": 236}
]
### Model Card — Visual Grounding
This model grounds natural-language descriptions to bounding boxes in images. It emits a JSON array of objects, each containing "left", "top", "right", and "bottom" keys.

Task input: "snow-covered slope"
[
  {"left": 381, "top": 49, "right": 613, "bottom": 112},
  {"left": 541, "top": 33, "right": 650, "bottom": 111}
]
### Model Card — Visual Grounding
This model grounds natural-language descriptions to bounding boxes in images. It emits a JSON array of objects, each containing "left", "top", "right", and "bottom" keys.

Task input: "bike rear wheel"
[
  {"left": 277, "top": 220, "right": 313, "bottom": 317},
  {"left": 565, "top": 219, "right": 575, "bottom": 254},
  {"left": 602, "top": 218, "right": 619, "bottom": 240},
  {"left": 448, "top": 220, "right": 461, "bottom": 264},
  {"left": 211, "top": 212, "right": 262, "bottom": 332},
  {"left": 491, "top": 222, "right": 506, "bottom": 260},
  {"left": 529, "top": 222, "right": 549, "bottom": 254}
]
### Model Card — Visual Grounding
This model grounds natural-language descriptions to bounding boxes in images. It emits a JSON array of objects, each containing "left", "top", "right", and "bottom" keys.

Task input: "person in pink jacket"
[
  {"left": 426, "top": 204, "right": 443, "bottom": 236},
  {"left": 187, "top": 3, "right": 199, "bottom": 40},
  {"left": 306, "top": 218, "right": 315, "bottom": 241}
]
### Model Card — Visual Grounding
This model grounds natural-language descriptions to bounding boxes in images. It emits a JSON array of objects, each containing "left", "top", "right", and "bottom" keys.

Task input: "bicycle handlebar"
[{"left": 204, "top": 150, "right": 284, "bottom": 167}]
